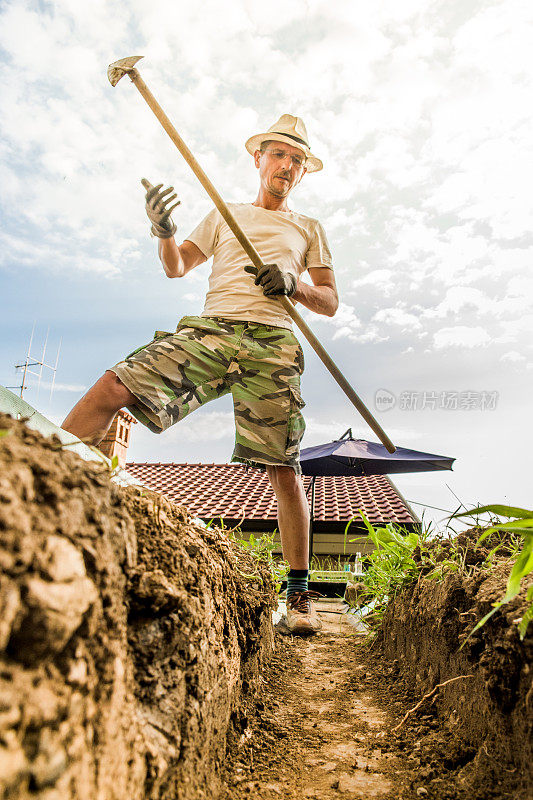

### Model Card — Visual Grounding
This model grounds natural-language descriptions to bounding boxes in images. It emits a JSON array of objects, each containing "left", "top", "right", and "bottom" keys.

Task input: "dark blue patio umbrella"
[
  {"left": 300, "top": 428, "right": 455, "bottom": 477},
  {"left": 300, "top": 429, "right": 455, "bottom": 561}
]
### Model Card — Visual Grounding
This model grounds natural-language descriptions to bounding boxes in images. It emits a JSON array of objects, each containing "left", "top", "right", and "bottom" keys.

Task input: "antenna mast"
[{"left": 8, "top": 325, "right": 61, "bottom": 401}]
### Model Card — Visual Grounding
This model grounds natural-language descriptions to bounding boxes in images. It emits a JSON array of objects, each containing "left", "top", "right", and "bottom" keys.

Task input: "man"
[{"left": 62, "top": 114, "right": 338, "bottom": 635}]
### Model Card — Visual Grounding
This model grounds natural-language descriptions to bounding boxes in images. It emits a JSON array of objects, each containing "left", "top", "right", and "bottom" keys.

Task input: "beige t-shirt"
[{"left": 185, "top": 203, "right": 333, "bottom": 330}]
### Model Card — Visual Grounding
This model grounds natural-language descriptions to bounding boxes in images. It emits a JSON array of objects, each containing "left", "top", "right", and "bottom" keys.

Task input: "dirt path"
[
  {"left": 222, "top": 602, "right": 406, "bottom": 799},
  {"left": 220, "top": 600, "right": 495, "bottom": 800}
]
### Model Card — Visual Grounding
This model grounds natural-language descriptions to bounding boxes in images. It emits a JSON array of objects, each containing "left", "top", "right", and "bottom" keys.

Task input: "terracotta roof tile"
[{"left": 125, "top": 463, "right": 417, "bottom": 525}]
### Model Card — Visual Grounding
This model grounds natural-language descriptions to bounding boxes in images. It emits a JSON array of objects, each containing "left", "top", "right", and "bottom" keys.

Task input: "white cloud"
[
  {"left": 423, "top": 286, "right": 490, "bottom": 319},
  {"left": 325, "top": 207, "right": 368, "bottom": 236},
  {"left": 163, "top": 410, "right": 235, "bottom": 443},
  {"left": 350, "top": 269, "right": 395, "bottom": 294},
  {"left": 433, "top": 325, "right": 491, "bottom": 349},
  {"left": 0, "top": 230, "right": 122, "bottom": 276},
  {"left": 494, "top": 314, "right": 533, "bottom": 346},
  {"left": 422, "top": 285, "right": 531, "bottom": 324},
  {"left": 500, "top": 350, "right": 526, "bottom": 366},
  {"left": 302, "top": 418, "right": 422, "bottom": 447},
  {"left": 36, "top": 381, "right": 87, "bottom": 393},
  {"left": 317, "top": 302, "right": 387, "bottom": 344},
  {"left": 373, "top": 307, "right": 422, "bottom": 331},
  {"left": 418, "top": 3, "right": 533, "bottom": 241}
]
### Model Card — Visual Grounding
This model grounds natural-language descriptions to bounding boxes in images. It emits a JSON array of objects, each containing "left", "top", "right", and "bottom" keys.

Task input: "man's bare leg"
[
  {"left": 266, "top": 464, "right": 320, "bottom": 634},
  {"left": 62, "top": 370, "right": 137, "bottom": 445},
  {"left": 266, "top": 465, "right": 309, "bottom": 569}
]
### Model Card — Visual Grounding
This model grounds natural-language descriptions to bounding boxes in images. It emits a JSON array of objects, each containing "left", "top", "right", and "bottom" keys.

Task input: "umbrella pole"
[{"left": 308, "top": 476, "right": 316, "bottom": 566}]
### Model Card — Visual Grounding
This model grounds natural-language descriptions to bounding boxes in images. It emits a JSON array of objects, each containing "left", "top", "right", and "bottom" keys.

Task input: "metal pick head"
[{"left": 107, "top": 55, "right": 144, "bottom": 87}]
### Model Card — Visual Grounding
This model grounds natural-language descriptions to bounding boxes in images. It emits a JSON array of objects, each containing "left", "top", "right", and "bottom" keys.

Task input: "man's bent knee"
[
  {"left": 93, "top": 370, "right": 137, "bottom": 409},
  {"left": 61, "top": 370, "right": 137, "bottom": 444},
  {"left": 266, "top": 464, "right": 302, "bottom": 493}
]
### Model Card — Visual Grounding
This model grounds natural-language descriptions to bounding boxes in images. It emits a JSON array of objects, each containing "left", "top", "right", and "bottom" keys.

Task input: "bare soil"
[
  {"left": 220, "top": 598, "right": 532, "bottom": 799},
  {"left": 221, "top": 609, "right": 400, "bottom": 800},
  {"left": 382, "top": 537, "right": 533, "bottom": 800},
  {"left": 1, "top": 412, "right": 531, "bottom": 800},
  {"left": 221, "top": 536, "right": 533, "bottom": 800},
  {"left": 0, "top": 413, "right": 275, "bottom": 799}
]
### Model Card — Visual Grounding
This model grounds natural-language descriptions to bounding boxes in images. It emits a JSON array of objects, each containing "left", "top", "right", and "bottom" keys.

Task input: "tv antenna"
[{"left": 8, "top": 324, "right": 62, "bottom": 401}]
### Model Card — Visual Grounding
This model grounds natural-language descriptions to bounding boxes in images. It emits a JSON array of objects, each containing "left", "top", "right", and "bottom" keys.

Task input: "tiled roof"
[{"left": 125, "top": 462, "right": 418, "bottom": 525}]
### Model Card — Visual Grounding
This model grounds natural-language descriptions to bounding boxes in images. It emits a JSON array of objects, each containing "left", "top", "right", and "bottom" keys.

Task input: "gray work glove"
[
  {"left": 141, "top": 178, "right": 180, "bottom": 239},
  {"left": 244, "top": 263, "right": 297, "bottom": 297}
]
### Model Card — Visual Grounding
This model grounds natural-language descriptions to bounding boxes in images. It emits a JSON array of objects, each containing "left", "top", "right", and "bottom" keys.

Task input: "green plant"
[
  {"left": 452, "top": 504, "right": 533, "bottom": 639},
  {"left": 344, "top": 512, "right": 484, "bottom": 637},
  {"left": 309, "top": 553, "right": 352, "bottom": 572},
  {"left": 228, "top": 528, "right": 289, "bottom": 592},
  {"left": 345, "top": 512, "right": 429, "bottom": 637}
]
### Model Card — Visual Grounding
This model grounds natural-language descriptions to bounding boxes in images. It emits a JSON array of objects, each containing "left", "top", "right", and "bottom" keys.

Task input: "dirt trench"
[
  {"left": 1, "top": 413, "right": 532, "bottom": 800},
  {"left": 221, "top": 608, "right": 398, "bottom": 800},
  {"left": 382, "top": 556, "right": 533, "bottom": 799},
  {"left": 0, "top": 413, "right": 275, "bottom": 799},
  {"left": 220, "top": 596, "right": 532, "bottom": 800}
]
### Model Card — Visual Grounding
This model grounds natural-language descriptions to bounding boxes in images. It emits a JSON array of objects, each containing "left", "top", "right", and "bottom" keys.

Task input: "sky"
[{"left": 1, "top": 0, "right": 532, "bottom": 531}]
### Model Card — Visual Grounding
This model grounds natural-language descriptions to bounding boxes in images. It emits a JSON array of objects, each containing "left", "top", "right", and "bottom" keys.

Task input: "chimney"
[{"left": 99, "top": 409, "right": 137, "bottom": 468}]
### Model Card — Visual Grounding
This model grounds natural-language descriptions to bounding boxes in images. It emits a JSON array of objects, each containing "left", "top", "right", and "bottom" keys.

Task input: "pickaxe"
[{"left": 107, "top": 56, "right": 396, "bottom": 453}]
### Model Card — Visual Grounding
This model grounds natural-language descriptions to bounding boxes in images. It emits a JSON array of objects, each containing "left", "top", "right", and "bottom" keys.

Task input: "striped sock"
[{"left": 286, "top": 568, "right": 309, "bottom": 599}]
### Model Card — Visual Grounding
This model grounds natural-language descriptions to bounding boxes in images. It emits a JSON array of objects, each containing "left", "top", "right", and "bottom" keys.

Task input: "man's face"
[{"left": 254, "top": 141, "right": 307, "bottom": 198}]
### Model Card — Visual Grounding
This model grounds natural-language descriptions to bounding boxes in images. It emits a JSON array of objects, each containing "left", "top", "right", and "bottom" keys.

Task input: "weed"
[
  {"left": 344, "top": 512, "right": 431, "bottom": 639},
  {"left": 344, "top": 503, "right": 533, "bottom": 644},
  {"left": 452, "top": 504, "right": 533, "bottom": 640},
  {"left": 227, "top": 528, "right": 288, "bottom": 592},
  {"left": 310, "top": 554, "right": 354, "bottom": 572}
]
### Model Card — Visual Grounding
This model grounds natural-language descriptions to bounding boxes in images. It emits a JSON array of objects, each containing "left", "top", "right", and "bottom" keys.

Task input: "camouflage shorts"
[{"left": 110, "top": 316, "right": 306, "bottom": 474}]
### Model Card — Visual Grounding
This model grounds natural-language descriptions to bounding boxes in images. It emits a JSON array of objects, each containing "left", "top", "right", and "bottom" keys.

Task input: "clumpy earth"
[
  {"left": 381, "top": 531, "right": 533, "bottom": 800},
  {"left": 220, "top": 589, "right": 532, "bottom": 800},
  {"left": 1, "top": 411, "right": 532, "bottom": 800},
  {"left": 219, "top": 528, "right": 532, "bottom": 800},
  {"left": 0, "top": 413, "right": 275, "bottom": 799}
]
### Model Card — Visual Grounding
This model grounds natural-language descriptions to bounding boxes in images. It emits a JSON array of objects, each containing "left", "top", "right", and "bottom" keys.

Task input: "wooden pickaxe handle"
[{"left": 108, "top": 57, "right": 396, "bottom": 453}]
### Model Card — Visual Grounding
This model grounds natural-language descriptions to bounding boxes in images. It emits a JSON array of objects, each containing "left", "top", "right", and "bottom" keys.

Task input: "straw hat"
[{"left": 245, "top": 114, "right": 323, "bottom": 173}]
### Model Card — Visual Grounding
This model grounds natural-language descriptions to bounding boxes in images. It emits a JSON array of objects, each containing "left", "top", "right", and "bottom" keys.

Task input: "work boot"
[{"left": 285, "top": 590, "right": 322, "bottom": 636}]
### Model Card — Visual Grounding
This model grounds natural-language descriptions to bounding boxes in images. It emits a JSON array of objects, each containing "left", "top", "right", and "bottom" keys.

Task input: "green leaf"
[
  {"left": 468, "top": 604, "right": 502, "bottom": 635},
  {"left": 518, "top": 602, "right": 533, "bottom": 639},
  {"left": 452, "top": 504, "right": 533, "bottom": 520},
  {"left": 111, "top": 455, "right": 119, "bottom": 471},
  {"left": 492, "top": 519, "right": 533, "bottom": 529},
  {"left": 502, "top": 536, "right": 533, "bottom": 602},
  {"left": 478, "top": 525, "right": 533, "bottom": 537}
]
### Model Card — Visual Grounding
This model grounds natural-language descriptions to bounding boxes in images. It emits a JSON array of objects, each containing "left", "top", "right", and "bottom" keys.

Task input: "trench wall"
[
  {"left": 382, "top": 570, "right": 533, "bottom": 797},
  {"left": 0, "top": 413, "right": 275, "bottom": 799}
]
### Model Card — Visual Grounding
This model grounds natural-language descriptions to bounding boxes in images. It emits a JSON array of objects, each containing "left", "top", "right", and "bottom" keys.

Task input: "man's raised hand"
[
  {"left": 244, "top": 263, "right": 297, "bottom": 297},
  {"left": 141, "top": 178, "right": 181, "bottom": 239}
]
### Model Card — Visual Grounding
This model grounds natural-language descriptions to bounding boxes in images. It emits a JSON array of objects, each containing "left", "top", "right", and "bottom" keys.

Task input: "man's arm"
[
  {"left": 158, "top": 238, "right": 207, "bottom": 278},
  {"left": 141, "top": 178, "right": 208, "bottom": 278},
  {"left": 292, "top": 267, "right": 339, "bottom": 317}
]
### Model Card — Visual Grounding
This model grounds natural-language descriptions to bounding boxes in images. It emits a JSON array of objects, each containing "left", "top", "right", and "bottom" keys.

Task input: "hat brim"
[{"left": 245, "top": 132, "right": 323, "bottom": 173}]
